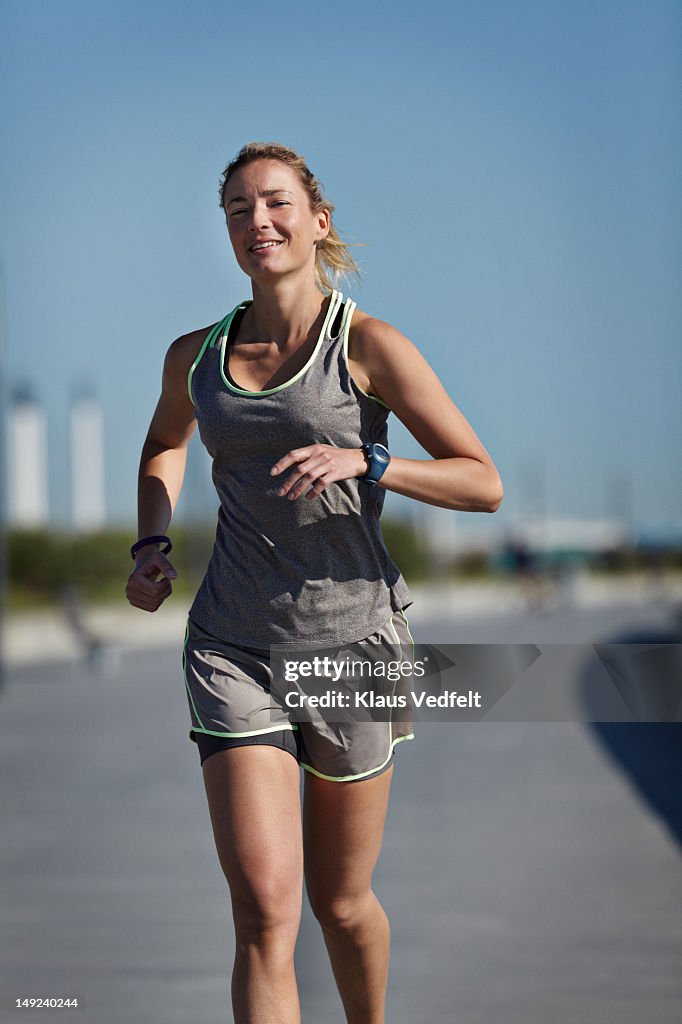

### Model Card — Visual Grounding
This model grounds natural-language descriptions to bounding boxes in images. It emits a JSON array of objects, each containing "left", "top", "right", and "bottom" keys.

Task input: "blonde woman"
[{"left": 126, "top": 142, "right": 503, "bottom": 1024}]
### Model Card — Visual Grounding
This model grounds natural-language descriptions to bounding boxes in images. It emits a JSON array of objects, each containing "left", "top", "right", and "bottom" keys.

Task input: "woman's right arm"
[{"left": 125, "top": 330, "right": 205, "bottom": 612}]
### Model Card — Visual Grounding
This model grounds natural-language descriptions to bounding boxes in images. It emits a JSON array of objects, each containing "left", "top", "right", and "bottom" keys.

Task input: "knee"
[
  {"left": 233, "top": 882, "right": 301, "bottom": 945},
  {"left": 308, "top": 890, "right": 372, "bottom": 934}
]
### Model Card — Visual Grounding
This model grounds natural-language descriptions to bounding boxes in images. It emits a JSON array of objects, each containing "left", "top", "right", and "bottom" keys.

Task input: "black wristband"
[{"left": 130, "top": 535, "right": 173, "bottom": 560}]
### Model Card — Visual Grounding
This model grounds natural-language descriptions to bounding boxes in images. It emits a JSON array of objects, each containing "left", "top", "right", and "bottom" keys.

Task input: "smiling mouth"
[{"left": 249, "top": 240, "right": 284, "bottom": 253}]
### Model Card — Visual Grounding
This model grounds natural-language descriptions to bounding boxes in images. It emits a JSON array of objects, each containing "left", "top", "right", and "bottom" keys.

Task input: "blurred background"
[
  {"left": 1, "top": 1, "right": 680, "bottom": 1022},
  {"left": 1, "top": 0, "right": 680, "bottom": 623}
]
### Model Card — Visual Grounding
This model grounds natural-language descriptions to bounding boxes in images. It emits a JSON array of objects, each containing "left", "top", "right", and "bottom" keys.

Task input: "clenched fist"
[{"left": 125, "top": 550, "right": 177, "bottom": 612}]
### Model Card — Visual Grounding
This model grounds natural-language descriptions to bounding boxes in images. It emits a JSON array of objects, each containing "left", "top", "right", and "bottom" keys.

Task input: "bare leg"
[
  {"left": 303, "top": 765, "right": 394, "bottom": 1024},
  {"left": 202, "top": 745, "right": 303, "bottom": 1024}
]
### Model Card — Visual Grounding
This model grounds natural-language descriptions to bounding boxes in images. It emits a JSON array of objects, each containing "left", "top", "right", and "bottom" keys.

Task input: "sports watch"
[{"left": 360, "top": 443, "right": 391, "bottom": 487}]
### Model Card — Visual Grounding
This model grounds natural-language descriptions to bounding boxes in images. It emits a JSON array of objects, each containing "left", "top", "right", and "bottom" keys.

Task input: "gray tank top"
[{"left": 186, "top": 288, "right": 412, "bottom": 649}]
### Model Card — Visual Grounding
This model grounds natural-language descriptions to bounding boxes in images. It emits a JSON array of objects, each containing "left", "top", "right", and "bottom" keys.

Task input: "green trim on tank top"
[
  {"left": 218, "top": 288, "right": 343, "bottom": 397},
  {"left": 187, "top": 312, "right": 233, "bottom": 406},
  {"left": 340, "top": 298, "right": 390, "bottom": 409},
  {"left": 187, "top": 290, "right": 390, "bottom": 407}
]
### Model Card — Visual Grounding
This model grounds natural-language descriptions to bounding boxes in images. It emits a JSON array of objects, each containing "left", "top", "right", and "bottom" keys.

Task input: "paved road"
[{"left": 1, "top": 600, "right": 681, "bottom": 1023}]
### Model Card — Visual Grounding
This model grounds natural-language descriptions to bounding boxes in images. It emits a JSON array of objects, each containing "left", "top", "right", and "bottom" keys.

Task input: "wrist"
[
  {"left": 356, "top": 447, "right": 371, "bottom": 478},
  {"left": 359, "top": 443, "right": 391, "bottom": 487},
  {"left": 135, "top": 544, "right": 161, "bottom": 567},
  {"left": 131, "top": 534, "right": 172, "bottom": 561}
]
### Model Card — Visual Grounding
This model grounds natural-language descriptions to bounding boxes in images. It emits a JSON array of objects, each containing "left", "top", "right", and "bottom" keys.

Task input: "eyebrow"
[{"left": 226, "top": 189, "right": 293, "bottom": 207}]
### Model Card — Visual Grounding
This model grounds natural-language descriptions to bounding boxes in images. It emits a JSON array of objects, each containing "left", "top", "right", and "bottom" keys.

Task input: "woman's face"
[{"left": 223, "top": 159, "right": 329, "bottom": 284}]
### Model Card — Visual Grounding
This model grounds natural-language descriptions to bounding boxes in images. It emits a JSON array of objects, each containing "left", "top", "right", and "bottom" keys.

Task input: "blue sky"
[{"left": 1, "top": 0, "right": 680, "bottom": 534}]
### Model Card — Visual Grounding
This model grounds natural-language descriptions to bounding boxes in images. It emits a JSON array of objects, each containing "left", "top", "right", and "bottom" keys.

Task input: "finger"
[
  {"left": 127, "top": 592, "right": 159, "bottom": 611},
  {"left": 304, "top": 477, "right": 331, "bottom": 499},
  {"left": 129, "top": 576, "right": 173, "bottom": 601},
  {"left": 156, "top": 556, "right": 177, "bottom": 580},
  {"left": 138, "top": 555, "right": 177, "bottom": 581},
  {"left": 289, "top": 457, "right": 335, "bottom": 498},
  {"left": 277, "top": 456, "right": 329, "bottom": 497},
  {"left": 287, "top": 473, "right": 326, "bottom": 500},
  {"left": 305, "top": 467, "right": 337, "bottom": 499},
  {"left": 280, "top": 470, "right": 319, "bottom": 500},
  {"left": 129, "top": 582, "right": 170, "bottom": 610},
  {"left": 152, "top": 579, "right": 173, "bottom": 599},
  {"left": 270, "top": 446, "right": 316, "bottom": 477},
  {"left": 130, "top": 569, "right": 173, "bottom": 598},
  {"left": 131, "top": 573, "right": 165, "bottom": 597}
]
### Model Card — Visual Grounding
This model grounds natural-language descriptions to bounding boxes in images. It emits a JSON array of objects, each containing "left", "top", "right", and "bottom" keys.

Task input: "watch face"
[{"left": 360, "top": 443, "right": 390, "bottom": 485}]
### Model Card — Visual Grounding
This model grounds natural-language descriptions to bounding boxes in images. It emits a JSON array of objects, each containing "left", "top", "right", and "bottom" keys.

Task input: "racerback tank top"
[{"left": 186, "top": 288, "right": 412, "bottom": 649}]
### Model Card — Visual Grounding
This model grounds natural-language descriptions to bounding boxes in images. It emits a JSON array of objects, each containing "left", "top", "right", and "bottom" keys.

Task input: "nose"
[{"left": 247, "top": 200, "right": 273, "bottom": 232}]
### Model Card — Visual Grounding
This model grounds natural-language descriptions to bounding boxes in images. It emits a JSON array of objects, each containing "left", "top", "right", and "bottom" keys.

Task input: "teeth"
[{"left": 252, "top": 241, "right": 281, "bottom": 251}]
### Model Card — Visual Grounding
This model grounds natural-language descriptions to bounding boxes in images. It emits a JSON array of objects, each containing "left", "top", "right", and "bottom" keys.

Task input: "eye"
[{"left": 271, "top": 201, "right": 290, "bottom": 207}]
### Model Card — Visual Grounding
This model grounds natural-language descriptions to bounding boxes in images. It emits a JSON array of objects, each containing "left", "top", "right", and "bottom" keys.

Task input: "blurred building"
[
  {"left": 70, "top": 388, "right": 106, "bottom": 530},
  {"left": 7, "top": 385, "right": 49, "bottom": 527},
  {"left": 514, "top": 518, "right": 634, "bottom": 555},
  {"left": 489, "top": 518, "right": 637, "bottom": 573},
  {"left": 423, "top": 516, "right": 639, "bottom": 566}
]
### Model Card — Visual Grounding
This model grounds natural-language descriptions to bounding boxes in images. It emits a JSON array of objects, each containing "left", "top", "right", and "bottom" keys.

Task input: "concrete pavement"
[{"left": 1, "top": 594, "right": 681, "bottom": 1022}]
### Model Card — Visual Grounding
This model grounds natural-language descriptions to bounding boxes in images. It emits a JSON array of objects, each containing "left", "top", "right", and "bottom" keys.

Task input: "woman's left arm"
[
  {"left": 271, "top": 315, "right": 503, "bottom": 512},
  {"left": 350, "top": 315, "right": 504, "bottom": 513}
]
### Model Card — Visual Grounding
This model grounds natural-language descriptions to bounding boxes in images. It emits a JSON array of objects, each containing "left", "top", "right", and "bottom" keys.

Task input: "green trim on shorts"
[
  {"left": 397, "top": 607, "right": 415, "bottom": 652},
  {"left": 183, "top": 617, "right": 299, "bottom": 741},
  {"left": 299, "top": 608, "right": 415, "bottom": 782},
  {"left": 299, "top": 733, "right": 414, "bottom": 782},
  {"left": 182, "top": 621, "right": 207, "bottom": 731},
  {"left": 183, "top": 609, "right": 416, "bottom": 776},
  {"left": 188, "top": 723, "right": 299, "bottom": 742}
]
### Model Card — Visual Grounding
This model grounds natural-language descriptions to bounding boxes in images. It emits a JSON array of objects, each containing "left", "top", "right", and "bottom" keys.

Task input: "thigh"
[
  {"left": 303, "top": 766, "right": 394, "bottom": 905},
  {"left": 202, "top": 745, "right": 304, "bottom": 915}
]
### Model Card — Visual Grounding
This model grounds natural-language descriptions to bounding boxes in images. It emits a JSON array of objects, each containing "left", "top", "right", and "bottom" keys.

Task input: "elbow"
[
  {"left": 484, "top": 472, "right": 504, "bottom": 513},
  {"left": 487, "top": 493, "right": 503, "bottom": 513},
  {"left": 437, "top": 461, "right": 504, "bottom": 512}
]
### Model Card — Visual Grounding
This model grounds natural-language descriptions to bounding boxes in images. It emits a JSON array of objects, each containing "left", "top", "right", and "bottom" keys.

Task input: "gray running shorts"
[{"left": 182, "top": 610, "right": 415, "bottom": 782}]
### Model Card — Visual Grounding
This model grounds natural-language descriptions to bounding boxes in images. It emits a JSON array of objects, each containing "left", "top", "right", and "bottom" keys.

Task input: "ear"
[{"left": 315, "top": 207, "right": 331, "bottom": 243}]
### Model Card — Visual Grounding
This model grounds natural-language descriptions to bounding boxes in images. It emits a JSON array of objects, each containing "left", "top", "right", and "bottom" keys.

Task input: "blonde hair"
[{"left": 219, "top": 142, "right": 361, "bottom": 294}]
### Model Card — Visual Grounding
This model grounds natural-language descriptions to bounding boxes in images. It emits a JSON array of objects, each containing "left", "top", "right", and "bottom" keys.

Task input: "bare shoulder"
[
  {"left": 348, "top": 307, "right": 497, "bottom": 468},
  {"left": 144, "top": 324, "right": 218, "bottom": 448},
  {"left": 160, "top": 322, "right": 221, "bottom": 400},
  {"left": 347, "top": 308, "right": 431, "bottom": 398},
  {"left": 164, "top": 324, "right": 216, "bottom": 376},
  {"left": 348, "top": 309, "right": 420, "bottom": 357}
]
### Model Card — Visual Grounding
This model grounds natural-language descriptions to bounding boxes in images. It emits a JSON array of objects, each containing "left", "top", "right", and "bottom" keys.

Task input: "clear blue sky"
[{"left": 1, "top": 0, "right": 680, "bottom": 534}]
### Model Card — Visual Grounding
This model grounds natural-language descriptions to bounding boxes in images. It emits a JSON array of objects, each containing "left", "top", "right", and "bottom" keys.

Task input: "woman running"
[{"left": 126, "top": 142, "right": 503, "bottom": 1024}]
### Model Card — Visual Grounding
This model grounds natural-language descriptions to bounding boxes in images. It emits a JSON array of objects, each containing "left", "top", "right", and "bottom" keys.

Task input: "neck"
[{"left": 247, "top": 273, "right": 332, "bottom": 348}]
